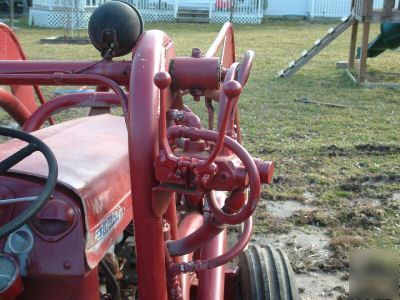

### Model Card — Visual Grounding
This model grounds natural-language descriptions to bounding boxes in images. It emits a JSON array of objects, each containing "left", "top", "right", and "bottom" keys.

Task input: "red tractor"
[{"left": 0, "top": 2, "right": 299, "bottom": 299}]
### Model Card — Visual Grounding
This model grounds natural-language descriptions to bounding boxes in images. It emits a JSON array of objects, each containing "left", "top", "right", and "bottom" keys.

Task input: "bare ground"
[{"left": 1, "top": 18, "right": 399, "bottom": 299}]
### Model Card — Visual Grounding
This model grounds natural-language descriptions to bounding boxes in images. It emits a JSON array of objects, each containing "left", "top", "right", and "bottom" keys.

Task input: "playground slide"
[{"left": 357, "top": 22, "right": 400, "bottom": 58}]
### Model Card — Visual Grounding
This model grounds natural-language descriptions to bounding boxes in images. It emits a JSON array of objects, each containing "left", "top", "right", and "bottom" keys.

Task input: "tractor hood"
[{"left": 0, "top": 114, "right": 132, "bottom": 268}]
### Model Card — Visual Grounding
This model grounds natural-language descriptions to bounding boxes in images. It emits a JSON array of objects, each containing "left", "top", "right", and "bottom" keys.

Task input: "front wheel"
[{"left": 238, "top": 245, "right": 300, "bottom": 300}]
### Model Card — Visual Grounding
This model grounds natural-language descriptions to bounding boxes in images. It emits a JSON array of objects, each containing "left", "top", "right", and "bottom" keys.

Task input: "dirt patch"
[
  {"left": 296, "top": 271, "right": 349, "bottom": 300},
  {"left": 289, "top": 209, "right": 338, "bottom": 227},
  {"left": 253, "top": 212, "right": 292, "bottom": 234},
  {"left": 383, "top": 193, "right": 400, "bottom": 210},
  {"left": 351, "top": 197, "right": 382, "bottom": 207},
  {"left": 251, "top": 196, "right": 384, "bottom": 299},
  {"left": 339, "top": 174, "right": 400, "bottom": 193},
  {"left": 256, "top": 198, "right": 319, "bottom": 233},
  {"left": 324, "top": 235, "right": 364, "bottom": 272},
  {"left": 253, "top": 227, "right": 331, "bottom": 272},
  {"left": 258, "top": 146, "right": 275, "bottom": 154},
  {"left": 254, "top": 192, "right": 398, "bottom": 299},
  {"left": 320, "top": 145, "right": 347, "bottom": 157},
  {"left": 266, "top": 200, "right": 311, "bottom": 218},
  {"left": 320, "top": 144, "right": 400, "bottom": 157},
  {"left": 355, "top": 144, "right": 400, "bottom": 155},
  {"left": 337, "top": 204, "right": 385, "bottom": 229},
  {"left": 261, "top": 190, "right": 307, "bottom": 202}
]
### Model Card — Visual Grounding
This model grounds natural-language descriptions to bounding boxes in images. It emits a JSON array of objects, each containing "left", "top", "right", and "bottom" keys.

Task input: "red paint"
[
  {"left": 169, "top": 217, "right": 253, "bottom": 275},
  {"left": 176, "top": 212, "right": 204, "bottom": 299},
  {"left": 0, "top": 87, "right": 31, "bottom": 126},
  {"left": 215, "top": 0, "right": 232, "bottom": 10},
  {"left": 0, "top": 115, "right": 132, "bottom": 268},
  {"left": 0, "top": 23, "right": 53, "bottom": 124},
  {"left": 0, "top": 73, "right": 128, "bottom": 116},
  {"left": 166, "top": 126, "right": 261, "bottom": 225},
  {"left": 23, "top": 92, "right": 122, "bottom": 132},
  {"left": 171, "top": 57, "right": 221, "bottom": 91},
  {"left": 0, "top": 60, "right": 131, "bottom": 85},
  {"left": 197, "top": 194, "right": 227, "bottom": 300},
  {"left": 205, "top": 22, "right": 235, "bottom": 68},
  {"left": 0, "top": 21, "right": 274, "bottom": 300},
  {"left": 0, "top": 175, "right": 94, "bottom": 299},
  {"left": 128, "top": 30, "right": 175, "bottom": 300},
  {"left": 0, "top": 23, "right": 38, "bottom": 113},
  {"left": 167, "top": 206, "right": 225, "bottom": 256}
]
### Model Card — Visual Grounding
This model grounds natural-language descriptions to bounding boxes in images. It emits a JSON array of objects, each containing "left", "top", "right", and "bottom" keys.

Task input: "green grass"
[{"left": 3, "top": 19, "right": 400, "bottom": 249}]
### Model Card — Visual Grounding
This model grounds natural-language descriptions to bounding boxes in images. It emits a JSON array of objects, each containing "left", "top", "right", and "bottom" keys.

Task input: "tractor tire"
[{"left": 238, "top": 245, "right": 300, "bottom": 300}]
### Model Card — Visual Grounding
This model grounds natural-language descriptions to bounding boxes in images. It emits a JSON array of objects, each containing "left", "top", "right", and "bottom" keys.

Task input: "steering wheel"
[{"left": 0, "top": 127, "right": 58, "bottom": 239}]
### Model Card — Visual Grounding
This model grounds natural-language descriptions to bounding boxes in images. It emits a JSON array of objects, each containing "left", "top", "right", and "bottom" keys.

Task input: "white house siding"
[
  {"left": 310, "top": 0, "right": 351, "bottom": 17},
  {"left": 29, "top": 0, "right": 400, "bottom": 27},
  {"left": 310, "top": 0, "right": 398, "bottom": 17},
  {"left": 266, "top": 0, "right": 400, "bottom": 18},
  {"left": 266, "top": 0, "right": 309, "bottom": 16}
]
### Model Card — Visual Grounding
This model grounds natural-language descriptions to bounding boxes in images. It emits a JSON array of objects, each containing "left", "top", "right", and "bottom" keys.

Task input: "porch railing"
[
  {"left": 31, "top": 0, "right": 262, "bottom": 24},
  {"left": 33, "top": 0, "right": 86, "bottom": 9},
  {"left": 210, "top": 0, "right": 264, "bottom": 23},
  {"left": 32, "top": 0, "right": 175, "bottom": 15}
]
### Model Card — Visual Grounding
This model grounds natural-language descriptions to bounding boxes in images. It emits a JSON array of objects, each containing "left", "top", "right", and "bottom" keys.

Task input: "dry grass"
[{"left": 1, "top": 17, "right": 399, "bottom": 249}]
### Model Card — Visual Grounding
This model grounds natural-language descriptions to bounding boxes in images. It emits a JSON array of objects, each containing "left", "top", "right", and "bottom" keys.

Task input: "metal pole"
[{"left": 9, "top": 0, "right": 14, "bottom": 29}]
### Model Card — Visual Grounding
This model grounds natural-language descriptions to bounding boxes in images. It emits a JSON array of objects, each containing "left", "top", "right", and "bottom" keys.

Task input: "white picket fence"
[
  {"left": 211, "top": 0, "right": 264, "bottom": 23},
  {"left": 30, "top": 0, "right": 264, "bottom": 26},
  {"left": 29, "top": 0, "right": 400, "bottom": 27}
]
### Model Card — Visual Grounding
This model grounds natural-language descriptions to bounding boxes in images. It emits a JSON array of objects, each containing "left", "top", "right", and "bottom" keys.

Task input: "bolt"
[
  {"left": 220, "top": 172, "right": 229, "bottom": 182},
  {"left": 191, "top": 47, "right": 202, "bottom": 58},
  {"left": 63, "top": 261, "right": 72, "bottom": 270},
  {"left": 190, "top": 89, "right": 203, "bottom": 101}
]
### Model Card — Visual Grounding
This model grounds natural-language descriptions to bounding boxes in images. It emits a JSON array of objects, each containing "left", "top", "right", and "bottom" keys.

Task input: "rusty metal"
[
  {"left": 0, "top": 87, "right": 31, "bottom": 126},
  {"left": 0, "top": 20, "right": 274, "bottom": 300},
  {"left": 166, "top": 192, "right": 227, "bottom": 257},
  {"left": 0, "top": 60, "right": 131, "bottom": 85},
  {"left": 165, "top": 127, "right": 262, "bottom": 225},
  {"left": 175, "top": 211, "right": 204, "bottom": 299},
  {"left": 171, "top": 57, "right": 221, "bottom": 91},
  {"left": 0, "top": 23, "right": 54, "bottom": 124},
  {"left": 128, "top": 30, "right": 174, "bottom": 300},
  {"left": 205, "top": 22, "right": 235, "bottom": 68},
  {"left": 168, "top": 216, "right": 252, "bottom": 275},
  {"left": 0, "top": 73, "right": 128, "bottom": 117},
  {"left": 23, "top": 92, "right": 121, "bottom": 132},
  {"left": 197, "top": 194, "right": 226, "bottom": 300},
  {"left": 0, "top": 23, "right": 40, "bottom": 112},
  {"left": 0, "top": 115, "right": 132, "bottom": 269}
]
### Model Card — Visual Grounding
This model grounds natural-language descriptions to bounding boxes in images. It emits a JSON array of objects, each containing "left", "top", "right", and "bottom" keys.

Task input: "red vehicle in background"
[
  {"left": 215, "top": 0, "right": 231, "bottom": 10},
  {"left": 0, "top": 1, "right": 299, "bottom": 299}
]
